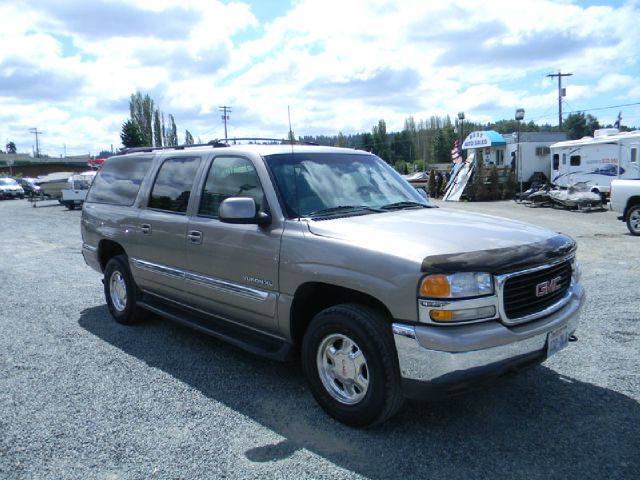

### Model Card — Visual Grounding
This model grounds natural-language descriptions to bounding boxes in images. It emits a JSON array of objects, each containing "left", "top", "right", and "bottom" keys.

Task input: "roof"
[
  {"left": 461, "top": 130, "right": 506, "bottom": 149},
  {"left": 550, "top": 129, "right": 640, "bottom": 148}
]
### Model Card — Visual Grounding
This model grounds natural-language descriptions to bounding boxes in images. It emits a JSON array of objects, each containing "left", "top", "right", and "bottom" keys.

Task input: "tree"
[
  {"left": 153, "top": 109, "right": 163, "bottom": 147},
  {"left": 120, "top": 120, "right": 144, "bottom": 148},
  {"left": 185, "top": 130, "right": 194, "bottom": 145},
  {"left": 129, "top": 92, "right": 154, "bottom": 146},
  {"left": 372, "top": 119, "right": 390, "bottom": 162},
  {"left": 564, "top": 112, "right": 601, "bottom": 140},
  {"left": 167, "top": 114, "right": 178, "bottom": 146},
  {"left": 360, "top": 132, "right": 374, "bottom": 151},
  {"left": 6, "top": 141, "right": 17, "bottom": 154},
  {"left": 337, "top": 131, "right": 346, "bottom": 147}
]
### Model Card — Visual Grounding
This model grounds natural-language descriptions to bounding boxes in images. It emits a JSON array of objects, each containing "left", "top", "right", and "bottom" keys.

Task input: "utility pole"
[
  {"left": 547, "top": 70, "right": 573, "bottom": 129},
  {"left": 29, "top": 127, "right": 43, "bottom": 158},
  {"left": 219, "top": 106, "right": 231, "bottom": 139}
]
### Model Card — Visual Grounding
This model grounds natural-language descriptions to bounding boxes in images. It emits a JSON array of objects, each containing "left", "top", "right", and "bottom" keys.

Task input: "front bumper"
[{"left": 392, "top": 284, "right": 585, "bottom": 399}]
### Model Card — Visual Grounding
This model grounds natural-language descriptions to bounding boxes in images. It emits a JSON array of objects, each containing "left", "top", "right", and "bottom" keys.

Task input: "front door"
[{"left": 184, "top": 155, "right": 282, "bottom": 333}]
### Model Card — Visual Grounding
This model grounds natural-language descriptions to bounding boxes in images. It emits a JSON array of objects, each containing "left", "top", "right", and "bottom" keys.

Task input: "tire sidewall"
[
  {"left": 104, "top": 255, "right": 140, "bottom": 324},
  {"left": 627, "top": 205, "right": 640, "bottom": 236},
  {"left": 302, "top": 308, "right": 391, "bottom": 427}
]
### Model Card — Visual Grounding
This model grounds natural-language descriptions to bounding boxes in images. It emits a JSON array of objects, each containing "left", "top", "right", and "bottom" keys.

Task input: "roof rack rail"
[
  {"left": 116, "top": 138, "right": 319, "bottom": 155},
  {"left": 117, "top": 141, "right": 229, "bottom": 155},
  {"left": 213, "top": 137, "right": 319, "bottom": 146}
]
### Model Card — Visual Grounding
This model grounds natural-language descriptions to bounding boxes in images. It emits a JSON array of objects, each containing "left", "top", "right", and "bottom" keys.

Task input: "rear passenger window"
[
  {"left": 199, "top": 157, "right": 264, "bottom": 217},
  {"left": 570, "top": 155, "right": 581, "bottom": 166},
  {"left": 148, "top": 156, "right": 201, "bottom": 213},
  {"left": 86, "top": 155, "right": 153, "bottom": 206}
]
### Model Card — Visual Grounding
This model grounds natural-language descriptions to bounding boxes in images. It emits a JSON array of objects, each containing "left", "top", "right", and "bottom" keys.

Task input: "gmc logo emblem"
[{"left": 536, "top": 276, "right": 562, "bottom": 297}]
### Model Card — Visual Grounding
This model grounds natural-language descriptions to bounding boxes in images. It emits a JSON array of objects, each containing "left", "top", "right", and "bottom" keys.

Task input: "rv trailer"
[{"left": 550, "top": 128, "right": 640, "bottom": 196}]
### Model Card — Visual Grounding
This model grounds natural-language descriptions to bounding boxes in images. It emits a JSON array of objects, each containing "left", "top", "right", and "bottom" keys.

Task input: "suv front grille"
[{"left": 502, "top": 260, "right": 572, "bottom": 321}]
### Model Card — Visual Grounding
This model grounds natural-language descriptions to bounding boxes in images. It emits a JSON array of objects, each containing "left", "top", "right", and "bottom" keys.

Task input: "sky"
[{"left": 0, "top": 0, "right": 639, "bottom": 158}]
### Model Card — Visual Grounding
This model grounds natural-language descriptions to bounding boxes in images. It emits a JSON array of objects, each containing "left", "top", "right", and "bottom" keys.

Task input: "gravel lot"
[{"left": 1, "top": 197, "right": 638, "bottom": 480}]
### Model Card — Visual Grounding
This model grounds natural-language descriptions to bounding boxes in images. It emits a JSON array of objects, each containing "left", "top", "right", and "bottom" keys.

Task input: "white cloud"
[{"left": 1, "top": 0, "right": 639, "bottom": 155}]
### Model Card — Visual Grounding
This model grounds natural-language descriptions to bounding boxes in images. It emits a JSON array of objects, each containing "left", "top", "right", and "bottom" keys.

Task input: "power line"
[{"left": 566, "top": 101, "right": 640, "bottom": 115}]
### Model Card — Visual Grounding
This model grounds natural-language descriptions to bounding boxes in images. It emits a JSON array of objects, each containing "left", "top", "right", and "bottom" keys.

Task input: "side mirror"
[{"left": 219, "top": 197, "right": 271, "bottom": 225}]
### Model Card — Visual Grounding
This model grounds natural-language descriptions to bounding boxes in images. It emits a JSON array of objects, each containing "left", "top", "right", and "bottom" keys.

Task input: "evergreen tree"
[
  {"left": 6, "top": 141, "right": 16, "bottom": 154},
  {"left": 120, "top": 120, "right": 144, "bottom": 148},
  {"left": 185, "top": 130, "right": 194, "bottom": 145},
  {"left": 167, "top": 114, "right": 178, "bottom": 146},
  {"left": 153, "top": 109, "right": 162, "bottom": 147}
]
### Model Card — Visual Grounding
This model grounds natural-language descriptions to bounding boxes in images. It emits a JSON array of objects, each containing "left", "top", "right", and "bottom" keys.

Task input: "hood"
[{"left": 306, "top": 207, "right": 574, "bottom": 274}]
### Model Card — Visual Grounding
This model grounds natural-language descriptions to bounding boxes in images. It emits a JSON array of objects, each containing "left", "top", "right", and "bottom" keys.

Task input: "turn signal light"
[
  {"left": 420, "top": 275, "right": 451, "bottom": 297},
  {"left": 430, "top": 310, "right": 454, "bottom": 322}
]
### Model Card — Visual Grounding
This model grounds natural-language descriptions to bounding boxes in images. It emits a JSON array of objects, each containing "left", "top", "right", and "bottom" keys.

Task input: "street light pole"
[
  {"left": 515, "top": 108, "right": 525, "bottom": 197},
  {"left": 457, "top": 112, "right": 465, "bottom": 145}
]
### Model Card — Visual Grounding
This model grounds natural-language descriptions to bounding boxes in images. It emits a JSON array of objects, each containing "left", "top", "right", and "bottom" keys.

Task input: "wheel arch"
[
  {"left": 624, "top": 196, "right": 640, "bottom": 220},
  {"left": 289, "top": 282, "right": 393, "bottom": 347},
  {"left": 98, "top": 239, "right": 127, "bottom": 272}
]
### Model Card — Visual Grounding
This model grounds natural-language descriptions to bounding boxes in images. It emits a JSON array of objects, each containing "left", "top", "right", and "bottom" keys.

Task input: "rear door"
[
  {"left": 132, "top": 154, "right": 204, "bottom": 303},
  {"left": 184, "top": 154, "right": 282, "bottom": 333}
]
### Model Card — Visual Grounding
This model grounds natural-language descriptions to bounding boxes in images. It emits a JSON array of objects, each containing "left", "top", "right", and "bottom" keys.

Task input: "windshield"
[
  {"left": 0, "top": 178, "right": 18, "bottom": 186},
  {"left": 264, "top": 152, "right": 429, "bottom": 218}
]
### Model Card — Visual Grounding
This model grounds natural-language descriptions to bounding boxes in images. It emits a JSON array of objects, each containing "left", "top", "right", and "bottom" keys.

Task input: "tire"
[
  {"left": 104, "top": 254, "right": 146, "bottom": 324},
  {"left": 627, "top": 204, "right": 640, "bottom": 236},
  {"left": 301, "top": 304, "right": 404, "bottom": 427}
]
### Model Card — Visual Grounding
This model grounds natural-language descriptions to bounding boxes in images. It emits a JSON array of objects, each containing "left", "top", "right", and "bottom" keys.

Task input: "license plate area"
[{"left": 547, "top": 326, "right": 569, "bottom": 357}]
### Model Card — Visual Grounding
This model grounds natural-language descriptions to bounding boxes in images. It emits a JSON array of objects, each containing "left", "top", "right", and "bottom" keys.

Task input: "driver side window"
[{"left": 198, "top": 156, "right": 265, "bottom": 217}]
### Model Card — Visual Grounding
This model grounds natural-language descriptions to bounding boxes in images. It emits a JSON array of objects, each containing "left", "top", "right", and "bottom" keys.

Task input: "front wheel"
[
  {"left": 301, "top": 304, "right": 404, "bottom": 427},
  {"left": 627, "top": 205, "right": 640, "bottom": 236},
  {"left": 104, "top": 254, "right": 146, "bottom": 324}
]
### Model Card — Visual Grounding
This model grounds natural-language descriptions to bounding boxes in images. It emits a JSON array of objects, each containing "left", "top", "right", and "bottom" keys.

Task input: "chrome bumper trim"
[{"left": 393, "top": 284, "right": 584, "bottom": 384}]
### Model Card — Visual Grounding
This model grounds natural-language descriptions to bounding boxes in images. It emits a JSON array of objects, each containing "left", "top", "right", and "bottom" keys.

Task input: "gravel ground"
[{"left": 0, "top": 198, "right": 638, "bottom": 480}]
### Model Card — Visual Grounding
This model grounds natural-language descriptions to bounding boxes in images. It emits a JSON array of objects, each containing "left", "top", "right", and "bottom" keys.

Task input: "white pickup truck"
[{"left": 610, "top": 179, "right": 640, "bottom": 236}]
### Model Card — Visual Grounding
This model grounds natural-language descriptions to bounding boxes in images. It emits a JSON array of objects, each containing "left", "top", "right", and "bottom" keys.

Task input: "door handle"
[
  {"left": 187, "top": 230, "right": 203, "bottom": 245},
  {"left": 141, "top": 223, "right": 152, "bottom": 234}
]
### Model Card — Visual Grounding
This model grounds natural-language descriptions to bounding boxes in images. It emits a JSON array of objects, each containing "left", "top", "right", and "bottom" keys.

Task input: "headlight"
[
  {"left": 571, "top": 257, "right": 582, "bottom": 284},
  {"left": 420, "top": 272, "right": 494, "bottom": 298}
]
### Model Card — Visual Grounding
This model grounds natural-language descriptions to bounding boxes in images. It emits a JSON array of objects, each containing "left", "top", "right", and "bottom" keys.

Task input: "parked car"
[
  {"left": 0, "top": 177, "right": 25, "bottom": 199},
  {"left": 16, "top": 177, "right": 42, "bottom": 197},
  {"left": 610, "top": 178, "right": 640, "bottom": 235},
  {"left": 81, "top": 141, "right": 585, "bottom": 427}
]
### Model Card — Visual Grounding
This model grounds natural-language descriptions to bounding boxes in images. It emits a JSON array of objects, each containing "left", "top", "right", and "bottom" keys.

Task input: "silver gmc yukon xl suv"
[{"left": 81, "top": 142, "right": 585, "bottom": 427}]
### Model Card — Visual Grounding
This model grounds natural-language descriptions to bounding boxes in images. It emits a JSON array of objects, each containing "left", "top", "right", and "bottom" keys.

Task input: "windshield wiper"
[
  {"left": 309, "top": 205, "right": 384, "bottom": 217},
  {"left": 380, "top": 201, "right": 432, "bottom": 210}
]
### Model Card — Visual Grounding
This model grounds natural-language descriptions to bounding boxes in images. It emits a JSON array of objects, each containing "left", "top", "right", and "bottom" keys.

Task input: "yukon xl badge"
[
  {"left": 536, "top": 276, "right": 562, "bottom": 297},
  {"left": 243, "top": 275, "right": 273, "bottom": 287}
]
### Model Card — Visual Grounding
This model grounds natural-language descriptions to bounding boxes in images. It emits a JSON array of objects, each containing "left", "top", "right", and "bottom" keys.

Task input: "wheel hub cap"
[
  {"left": 317, "top": 333, "right": 369, "bottom": 405},
  {"left": 109, "top": 271, "right": 127, "bottom": 312}
]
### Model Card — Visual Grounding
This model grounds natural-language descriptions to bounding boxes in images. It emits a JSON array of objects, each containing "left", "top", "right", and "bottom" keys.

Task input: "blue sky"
[{"left": 0, "top": 0, "right": 638, "bottom": 157}]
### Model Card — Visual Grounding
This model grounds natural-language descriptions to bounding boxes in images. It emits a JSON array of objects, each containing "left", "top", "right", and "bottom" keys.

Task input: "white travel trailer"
[{"left": 550, "top": 129, "right": 640, "bottom": 195}]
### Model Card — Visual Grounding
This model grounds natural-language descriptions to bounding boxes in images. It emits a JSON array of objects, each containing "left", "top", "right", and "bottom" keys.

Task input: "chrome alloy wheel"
[
  {"left": 629, "top": 208, "right": 640, "bottom": 234},
  {"left": 109, "top": 270, "right": 128, "bottom": 312},
  {"left": 316, "top": 333, "right": 369, "bottom": 405}
]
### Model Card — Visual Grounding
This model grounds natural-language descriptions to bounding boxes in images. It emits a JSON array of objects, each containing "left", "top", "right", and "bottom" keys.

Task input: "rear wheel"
[
  {"left": 627, "top": 204, "right": 640, "bottom": 236},
  {"left": 104, "top": 254, "right": 146, "bottom": 324},
  {"left": 301, "top": 304, "right": 404, "bottom": 427}
]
